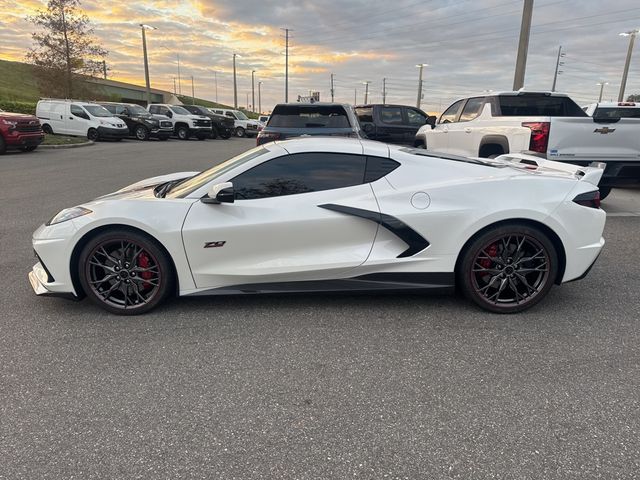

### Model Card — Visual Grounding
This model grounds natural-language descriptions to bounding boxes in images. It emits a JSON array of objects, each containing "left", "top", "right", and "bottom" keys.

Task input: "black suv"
[
  {"left": 181, "top": 105, "right": 234, "bottom": 139},
  {"left": 354, "top": 104, "right": 436, "bottom": 145},
  {"left": 257, "top": 102, "right": 362, "bottom": 146},
  {"left": 99, "top": 102, "right": 173, "bottom": 140}
]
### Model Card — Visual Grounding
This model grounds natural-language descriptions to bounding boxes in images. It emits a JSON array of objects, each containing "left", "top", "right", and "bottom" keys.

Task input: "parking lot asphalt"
[{"left": 1, "top": 138, "right": 639, "bottom": 479}]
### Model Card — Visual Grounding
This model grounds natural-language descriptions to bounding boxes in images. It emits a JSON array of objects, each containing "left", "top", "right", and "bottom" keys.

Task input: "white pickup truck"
[{"left": 415, "top": 91, "right": 640, "bottom": 198}]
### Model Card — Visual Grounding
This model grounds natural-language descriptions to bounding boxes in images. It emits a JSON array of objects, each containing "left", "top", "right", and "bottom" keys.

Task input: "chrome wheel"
[{"left": 459, "top": 224, "right": 558, "bottom": 313}]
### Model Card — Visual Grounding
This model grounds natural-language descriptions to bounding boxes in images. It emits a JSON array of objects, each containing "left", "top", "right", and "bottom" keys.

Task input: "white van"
[
  {"left": 36, "top": 99, "right": 129, "bottom": 141},
  {"left": 208, "top": 108, "right": 260, "bottom": 137}
]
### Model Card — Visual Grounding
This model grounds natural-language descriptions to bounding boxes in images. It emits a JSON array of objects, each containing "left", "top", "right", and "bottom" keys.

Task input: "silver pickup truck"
[{"left": 416, "top": 91, "right": 640, "bottom": 198}]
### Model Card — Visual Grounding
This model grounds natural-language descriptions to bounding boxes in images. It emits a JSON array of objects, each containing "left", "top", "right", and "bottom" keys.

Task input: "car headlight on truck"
[{"left": 46, "top": 206, "right": 92, "bottom": 226}]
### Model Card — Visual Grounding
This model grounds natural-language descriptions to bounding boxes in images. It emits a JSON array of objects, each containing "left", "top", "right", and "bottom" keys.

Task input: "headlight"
[
  {"left": 1, "top": 119, "right": 17, "bottom": 126},
  {"left": 46, "top": 206, "right": 92, "bottom": 226}
]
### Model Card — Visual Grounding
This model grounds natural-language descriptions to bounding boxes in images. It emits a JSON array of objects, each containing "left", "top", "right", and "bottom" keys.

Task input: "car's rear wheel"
[
  {"left": 458, "top": 223, "right": 558, "bottom": 313},
  {"left": 235, "top": 126, "right": 245, "bottom": 137},
  {"left": 135, "top": 125, "right": 149, "bottom": 141},
  {"left": 78, "top": 230, "right": 173, "bottom": 315},
  {"left": 42, "top": 124, "right": 53, "bottom": 134}
]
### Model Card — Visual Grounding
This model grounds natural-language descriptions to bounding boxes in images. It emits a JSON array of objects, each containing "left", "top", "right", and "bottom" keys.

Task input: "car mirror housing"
[
  {"left": 426, "top": 116, "right": 437, "bottom": 129},
  {"left": 202, "top": 182, "right": 235, "bottom": 204}
]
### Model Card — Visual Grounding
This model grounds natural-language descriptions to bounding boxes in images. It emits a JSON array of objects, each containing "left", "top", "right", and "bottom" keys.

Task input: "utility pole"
[
  {"left": 177, "top": 53, "right": 182, "bottom": 95},
  {"left": 354, "top": 88, "right": 357, "bottom": 105},
  {"left": 382, "top": 77, "right": 386, "bottom": 104},
  {"left": 330, "top": 73, "right": 335, "bottom": 102},
  {"left": 258, "top": 81, "right": 263, "bottom": 114},
  {"left": 597, "top": 81, "right": 609, "bottom": 102},
  {"left": 173, "top": 77, "right": 176, "bottom": 95},
  {"left": 551, "top": 45, "right": 564, "bottom": 92},
  {"left": 513, "top": 0, "right": 534, "bottom": 90},
  {"left": 214, "top": 71, "right": 218, "bottom": 103},
  {"left": 618, "top": 30, "right": 638, "bottom": 102},
  {"left": 191, "top": 76, "right": 195, "bottom": 104},
  {"left": 233, "top": 53, "right": 238, "bottom": 109},
  {"left": 246, "top": 92, "right": 249, "bottom": 110},
  {"left": 416, "top": 63, "right": 427, "bottom": 109},
  {"left": 140, "top": 24, "right": 157, "bottom": 106},
  {"left": 362, "top": 81, "right": 371, "bottom": 104},
  {"left": 282, "top": 28, "right": 290, "bottom": 102},
  {"left": 251, "top": 70, "right": 256, "bottom": 113},
  {"left": 102, "top": 60, "right": 107, "bottom": 79}
]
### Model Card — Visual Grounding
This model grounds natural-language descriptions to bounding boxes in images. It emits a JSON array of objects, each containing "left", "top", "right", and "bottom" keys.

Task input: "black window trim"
[
  {"left": 439, "top": 99, "right": 466, "bottom": 124},
  {"left": 457, "top": 96, "right": 487, "bottom": 123}
]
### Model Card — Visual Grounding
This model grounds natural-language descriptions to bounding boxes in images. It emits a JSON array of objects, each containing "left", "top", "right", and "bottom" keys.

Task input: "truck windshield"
[
  {"left": 128, "top": 105, "right": 149, "bottom": 116},
  {"left": 170, "top": 106, "right": 191, "bottom": 115},
  {"left": 84, "top": 105, "right": 113, "bottom": 117},
  {"left": 269, "top": 105, "right": 350, "bottom": 128},
  {"left": 497, "top": 95, "right": 587, "bottom": 117},
  {"left": 234, "top": 111, "right": 249, "bottom": 120}
]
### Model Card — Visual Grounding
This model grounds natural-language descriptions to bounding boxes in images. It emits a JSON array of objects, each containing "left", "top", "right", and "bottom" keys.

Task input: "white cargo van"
[{"left": 36, "top": 99, "right": 129, "bottom": 141}]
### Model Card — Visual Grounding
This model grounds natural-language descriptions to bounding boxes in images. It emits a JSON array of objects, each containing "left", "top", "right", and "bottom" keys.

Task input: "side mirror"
[
  {"left": 202, "top": 182, "right": 234, "bottom": 204},
  {"left": 165, "top": 111, "right": 173, "bottom": 118},
  {"left": 426, "top": 116, "right": 437, "bottom": 129}
]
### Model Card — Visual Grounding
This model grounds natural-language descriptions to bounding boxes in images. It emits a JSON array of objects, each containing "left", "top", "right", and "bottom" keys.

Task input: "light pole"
[
  {"left": 251, "top": 70, "right": 256, "bottom": 113},
  {"left": 191, "top": 76, "right": 195, "bottom": 104},
  {"left": 140, "top": 24, "right": 157, "bottom": 105},
  {"left": 416, "top": 63, "right": 428, "bottom": 109},
  {"left": 233, "top": 53, "right": 240, "bottom": 109},
  {"left": 551, "top": 45, "right": 565, "bottom": 92},
  {"left": 513, "top": 0, "right": 534, "bottom": 90},
  {"left": 258, "top": 81, "right": 263, "bottom": 114},
  {"left": 214, "top": 71, "right": 218, "bottom": 103},
  {"left": 362, "top": 81, "right": 371, "bottom": 104},
  {"left": 618, "top": 30, "right": 639, "bottom": 102},
  {"left": 177, "top": 53, "right": 181, "bottom": 95},
  {"left": 597, "top": 82, "right": 609, "bottom": 102}
]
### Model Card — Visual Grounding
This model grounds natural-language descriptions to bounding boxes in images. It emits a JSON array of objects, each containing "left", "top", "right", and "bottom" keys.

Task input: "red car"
[{"left": 0, "top": 108, "right": 44, "bottom": 155}]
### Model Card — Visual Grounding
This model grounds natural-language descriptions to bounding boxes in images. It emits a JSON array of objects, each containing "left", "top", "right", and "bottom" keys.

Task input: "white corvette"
[{"left": 29, "top": 137, "right": 605, "bottom": 315}]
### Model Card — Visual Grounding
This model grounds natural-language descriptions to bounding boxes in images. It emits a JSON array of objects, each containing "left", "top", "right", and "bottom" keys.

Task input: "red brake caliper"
[
  {"left": 138, "top": 252, "right": 153, "bottom": 289},
  {"left": 480, "top": 243, "right": 498, "bottom": 269}
]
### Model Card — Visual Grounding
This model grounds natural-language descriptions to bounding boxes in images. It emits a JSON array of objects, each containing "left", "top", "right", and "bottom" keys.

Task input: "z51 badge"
[{"left": 204, "top": 241, "right": 226, "bottom": 248}]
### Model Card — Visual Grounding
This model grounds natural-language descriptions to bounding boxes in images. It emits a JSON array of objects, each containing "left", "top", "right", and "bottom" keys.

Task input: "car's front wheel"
[
  {"left": 235, "top": 126, "right": 245, "bottom": 138},
  {"left": 78, "top": 230, "right": 173, "bottom": 315},
  {"left": 87, "top": 128, "right": 99, "bottom": 141},
  {"left": 176, "top": 126, "right": 190, "bottom": 140},
  {"left": 135, "top": 125, "right": 149, "bottom": 140},
  {"left": 458, "top": 223, "right": 558, "bottom": 313}
]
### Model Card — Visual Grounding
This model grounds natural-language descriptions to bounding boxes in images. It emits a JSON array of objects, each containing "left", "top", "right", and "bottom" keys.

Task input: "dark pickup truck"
[
  {"left": 354, "top": 104, "right": 435, "bottom": 145},
  {"left": 0, "top": 109, "right": 44, "bottom": 154},
  {"left": 182, "top": 105, "right": 234, "bottom": 139}
]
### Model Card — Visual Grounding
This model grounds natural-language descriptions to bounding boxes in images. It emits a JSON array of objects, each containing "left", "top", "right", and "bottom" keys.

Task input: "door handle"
[
  {"left": 464, "top": 128, "right": 472, "bottom": 133},
  {"left": 69, "top": 117, "right": 74, "bottom": 120}
]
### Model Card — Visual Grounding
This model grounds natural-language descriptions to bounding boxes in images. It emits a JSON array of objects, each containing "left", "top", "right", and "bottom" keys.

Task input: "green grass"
[
  {"left": 42, "top": 134, "right": 88, "bottom": 145},
  {"left": 0, "top": 60, "right": 41, "bottom": 102}
]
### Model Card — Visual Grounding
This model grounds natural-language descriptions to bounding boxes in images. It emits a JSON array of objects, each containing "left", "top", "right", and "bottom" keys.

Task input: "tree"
[
  {"left": 26, "top": 0, "right": 107, "bottom": 98},
  {"left": 626, "top": 94, "right": 640, "bottom": 102}
]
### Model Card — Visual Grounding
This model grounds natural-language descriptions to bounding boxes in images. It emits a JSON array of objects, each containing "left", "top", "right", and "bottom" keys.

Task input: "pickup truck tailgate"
[{"left": 547, "top": 117, "right": 640, "bottom": 162}]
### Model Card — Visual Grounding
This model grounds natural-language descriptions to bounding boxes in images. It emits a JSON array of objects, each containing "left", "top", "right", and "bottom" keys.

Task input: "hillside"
[{"left": 0, "top": 59, "right": 41, "bottom": 101}]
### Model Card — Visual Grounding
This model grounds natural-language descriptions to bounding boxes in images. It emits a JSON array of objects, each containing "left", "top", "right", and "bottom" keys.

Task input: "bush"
[{"left": 0, "top": 100, "right": 37, "bottom": 115}]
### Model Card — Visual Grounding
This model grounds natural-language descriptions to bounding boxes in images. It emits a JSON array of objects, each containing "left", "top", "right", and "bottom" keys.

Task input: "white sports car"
[{"left": 29, "top": 138, "right": 605, "bottom": 315}]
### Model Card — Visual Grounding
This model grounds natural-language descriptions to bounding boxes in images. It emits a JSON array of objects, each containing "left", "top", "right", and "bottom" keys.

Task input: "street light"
[
  {"left": 258, "top": 81, "right": 263, "bottom": 114},
  {"left": 140, "top": 24, "right": 157, "bottom": 105},
  {"left": 618, "top": 29, "right": 639, "bottom": 102},
  {"left": 597, "top": 82, "right": 609, "bottom": 102},
  {"left": 416, "top": 63, "right": 428, "bottom": 109},
  {"left": 251, "top": 70, "right": 256, "bottom": 113},
  {"left": 233, "top": 53, "right": 241, "bottom": 109}
]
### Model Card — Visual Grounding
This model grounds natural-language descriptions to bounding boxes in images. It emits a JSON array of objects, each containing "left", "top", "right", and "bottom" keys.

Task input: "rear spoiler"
[{"left": 491, "top": 153, "right": 605, "bottom": 186}]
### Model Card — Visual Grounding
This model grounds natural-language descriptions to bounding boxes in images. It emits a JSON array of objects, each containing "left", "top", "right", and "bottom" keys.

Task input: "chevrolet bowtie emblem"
[{"left": 594, "top": 127, "right": 615, "bottom": 134}]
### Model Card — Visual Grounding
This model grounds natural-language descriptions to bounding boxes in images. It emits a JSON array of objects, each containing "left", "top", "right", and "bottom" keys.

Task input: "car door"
[
  {"left": 405, "top": 107, "right": 429, "bottom": 143},
  {"left": 181, "top": 152, "right": 380, "bottom": 289},
  {"left": 376, "top": 105, "right": 408, "bottom": 144},
  {"left": 49, "top": 103, "right": 66, "bottom": 133},
  {"left": 445, "top": 97, "right": 486, "bottom": 156},
  {"left": 426, "top": 99, "right": 465, "bottom": 153},
  {"left": 68, "top": 104, "right": 89, "bottom": 136}
]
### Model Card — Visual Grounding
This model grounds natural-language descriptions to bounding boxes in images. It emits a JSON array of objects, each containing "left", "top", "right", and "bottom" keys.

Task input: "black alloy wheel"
[
  {"left": 459, "top": 224, "right": 558, "bottom": 313},
  {"left": 87, "top": 128, "right": 99, "bottom": 141},
  {"left": 135, "top": 125, "right": 149, "bottom": 140},
  {"left": 78, "top": 230, "right": 172, "bottom": 315}
]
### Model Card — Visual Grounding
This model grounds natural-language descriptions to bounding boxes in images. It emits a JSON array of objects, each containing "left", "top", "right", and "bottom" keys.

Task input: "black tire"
[
  {"left": 479, "top": 144, "right": 505, "bottom": 158},
  {"left": 414, "top": 140, "right": 426, "bottom": 149},
  {"left": 87, "top": 128, "right": 99, "bottom": 141},
  {"left": 176, "top": 126, "right": 189, "bottom": 140},
  {"left": 20, "top": 145, "right": 38, "bottom": 152},
  {"left": 235, "top": 126, "right": 246, "bottom": 138},
  {"left": 196, "top": 135, "right": 206, "bottom": 141},
  {"left": 135, "top": 125, "right": 149, "bottom": 141},
  {"left": 78, "top": 229, "right": 173, "bottom": 315},
  {"left": 221, "top": 131, "right": 231, "bottom": 139},
  {"left": 458, "top": 223, "right": 558, "bottom": 313},
  {"left": 0, "top": 136, "right": 6, "bottom": 155},
  {"left": 210, "top": 126, "right": 218, "bottom": 139},
  {"left": 599, "top": 186, "right": 612, "bottom": 200},
  {"left": 42, "top": 124, "right": 53, "bottom": 134}
]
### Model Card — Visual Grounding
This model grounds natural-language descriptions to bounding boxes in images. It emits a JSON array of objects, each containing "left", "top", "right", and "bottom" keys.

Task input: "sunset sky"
[{"left": 1, "top": 0, "right": 639, "bottom": 112}]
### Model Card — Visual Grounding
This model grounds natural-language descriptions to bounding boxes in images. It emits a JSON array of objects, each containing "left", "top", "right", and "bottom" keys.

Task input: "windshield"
[
  {"left": 83, "top": 105, "right": 113, "bottom": 117},
  {"left": 129, "top": 105, "right": 149, "bottom": 116},
  {"left": 269, "top": 105, "right": 350, "bottom": 128},
  {"left": 170, "top": 106, "right": 191, "bottom": 115},
  {"left": 168, "top": 147, "right": 269, "bottom": 198},
  {"left": 234, "top": 111, "right": 248, "bottom": 120}
]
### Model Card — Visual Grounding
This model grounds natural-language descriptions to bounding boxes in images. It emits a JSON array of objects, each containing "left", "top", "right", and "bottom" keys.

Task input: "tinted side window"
[
  {"left": 225, "top": 112, "right": 235, "bottom": 118},
  {"left": 232, "top": 153, "right": 367, "bottom": 200},
  {"left": 70, "top": 105, "right": 86, "bottom": 117},
  {"left": 439, "top": 100, "right": 465, "bottom": 124},
  {"left": 406, "top": 108, "right": 427, "bottom": 125},
  {"left": 459, "top": 97, "right": 485, "bottom": 122},
  {"left": 103, "top": 105, "right": 117, "bottom": 114},
  {"left": 364, "top": 156, "right": 400, "bottom": 182},
  {"left": 380, "top": 106, "right": 403, "bottom": 125},
  {"left": 149, "top": 105, "right": 158, "bottom": 114},
  {"left": 269, "top": 105, "right": 350, "bottom": 128},
  {"left": 497, "top": 95, "right": 588, "bottom": 117},
  {"left": 594, "top": 107, "right": 640, "bottom": 119},
  {"left": 355, "top": 107, "right": 373, "bottom": 123}
]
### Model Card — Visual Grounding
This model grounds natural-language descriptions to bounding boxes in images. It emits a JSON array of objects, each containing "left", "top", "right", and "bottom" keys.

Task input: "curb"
[{"left": 39, "top": 141, "right": 95, "bottom": 150}]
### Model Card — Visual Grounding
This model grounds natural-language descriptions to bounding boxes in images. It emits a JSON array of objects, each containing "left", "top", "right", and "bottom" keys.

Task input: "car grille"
[
  {"left": 160, "top": 121, "right": 172, "bottom": 128},
  {"left": 194, "top": 119, "right": 211, "bottom": 127},
  {"left": 16, "top": 121, "right": 42, "bottom": 133},
  {"left": 247, "top": 124, "right": 257, "bottom": 130}
]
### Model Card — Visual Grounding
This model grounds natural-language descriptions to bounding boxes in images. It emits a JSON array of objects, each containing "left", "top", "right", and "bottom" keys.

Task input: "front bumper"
[
  {"left": 189, "top": 127, "right": 210, "bottom": 138},
  {"left": 6, "top": 132, "right": 45, "bottom": 147},
  {"left": 98, "top": 126, "right": 129, "bottom": 139},
  {"left": 28, "top": 262, "right": 78, "bottom": 299},
  {"left": 151, "top": 128, "right": 173, "bottom": 139}
]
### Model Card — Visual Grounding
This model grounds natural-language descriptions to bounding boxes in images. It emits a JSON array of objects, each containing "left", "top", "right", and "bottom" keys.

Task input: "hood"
[
  {"left": 92, "top": 171, "right": 200, "bottom": 201},
  {"left": 0, "top": 112, "right": 38, "bottom": 120}
]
